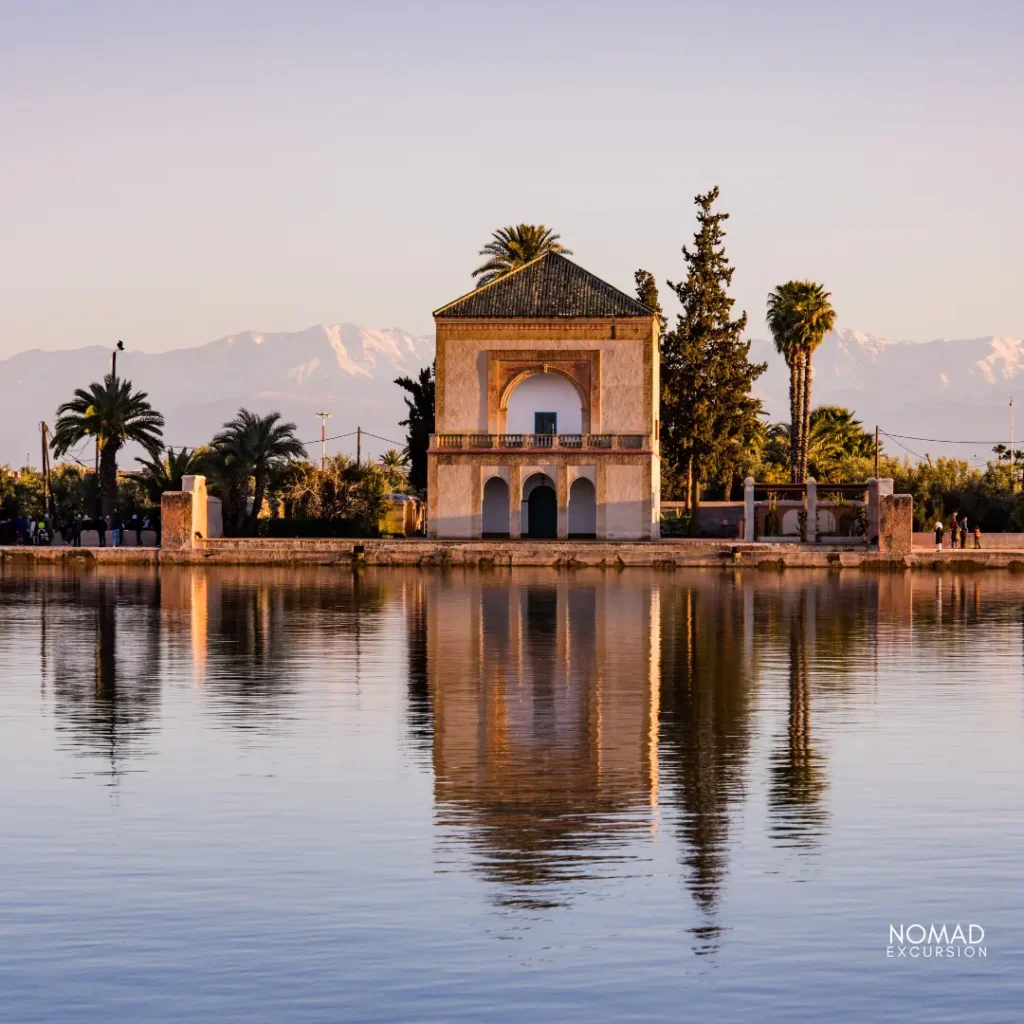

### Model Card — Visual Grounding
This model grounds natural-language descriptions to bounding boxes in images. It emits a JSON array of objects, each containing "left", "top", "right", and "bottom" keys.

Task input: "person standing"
[
  {"left": 950, "top": 512, "right": 959, "bottom": 549},
  {"left": 934, "top": 520, "right": 944, "bottom": 550},
  {"left": 132, "top": 513, "right": 142, "bottom": 547},
  {"left": 111, "top": 511, "right": 122, "bottom": 548},
  {"left": 96, "top": 516, "right": 107, "bottom": 548},
  {"left": 960, "top": 517, "right": 969, "bottom": 551},
  {"left": 974, "top": 525, "right": 982, "bottom": 549}
]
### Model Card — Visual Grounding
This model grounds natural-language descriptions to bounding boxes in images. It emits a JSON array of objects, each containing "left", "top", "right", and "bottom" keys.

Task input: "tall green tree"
[
  {"left": 634, "top": 269, "right": 667, "bottom": 337},
  {"left": 661, "top": 188, "right": 766, "bottom": 527},
  {"left": 210, "top": 410, "right": 306, "bottom": 535},
  {"left": 766, "top": 281, "right": 837, "bottom": 481},
  {"left": 395, "top": 365, "right": 435, "bottom": 494},
  {"left": 51, "top": 373, "right": 164, "bottom": 517},
  {"left": 471, "top": 225, "right": 572, "bottom": 286}
]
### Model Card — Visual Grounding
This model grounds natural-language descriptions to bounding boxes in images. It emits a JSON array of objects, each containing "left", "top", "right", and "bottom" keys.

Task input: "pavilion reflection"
[{"left": 417, "top": 572, "right": 661, "bottom": 909}]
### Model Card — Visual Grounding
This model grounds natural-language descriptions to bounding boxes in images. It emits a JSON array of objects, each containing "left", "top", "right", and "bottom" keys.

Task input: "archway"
[
  {"left": 523, "top": 473, "right": 557, "bottom": 539},
  {"left": 481, "top": 476, "right": 510, "bottom": 537},
  {"left": 505, "top": 373, "right": 584, "bottom": 435},
  {"left": 568, "top": 477, "right": 596, "bottom": 538}
]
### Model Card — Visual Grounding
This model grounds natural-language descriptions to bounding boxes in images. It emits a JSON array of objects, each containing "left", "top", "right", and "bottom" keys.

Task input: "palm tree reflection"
[{"left": 768, "top": 591, "right": 828, "bottom": 849}]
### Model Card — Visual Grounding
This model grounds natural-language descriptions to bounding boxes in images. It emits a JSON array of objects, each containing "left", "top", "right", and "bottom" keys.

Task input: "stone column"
[
  {"left": 878, "top": 493, "right": 913, "bottom": 559},
  {"left": 743, "top": 477, "right": 755, "bottom": 542},
  {"left": 806, "top": 477, "right": 817, "bottom": 544},
  {"left": 160, "top": 491, "right": 194, "bottom": 550},
  {"left": 867, "top": 478, "right": 879, "bottom": 545},
  {"left": 509, "top": 464, "right": 523, "bottom": 540},
  {"left": 557, "top": 465, "right": 570, "bottom": 540},
  {"left": 182, "top": 475, "right": 208, "bottom": 541}
]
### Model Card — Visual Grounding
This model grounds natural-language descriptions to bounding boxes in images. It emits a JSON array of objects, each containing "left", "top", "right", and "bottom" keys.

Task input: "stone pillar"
[
  {"left": 509, "top": 464, "right": 523, "bottom": 540},
  {"left": 806, "top": 478, "right": 817, "bottom": 544},
  {"left": 160, "top": 491, "right": 194, "bottom": 550},
  {"left": 557, "top": 465, "right": 570, "bottom": 540},
  {"left": 182, "top": 475, "right": 209, "bottom": 541},
  {"left": 743, "top": 477, "right": 755, "bottom": 542},
  {"left": 866, "top": 478, "right": 878, "bottom": 544},
  {"left": 878, "top": 493, "right": 913, "bottom": 559}
]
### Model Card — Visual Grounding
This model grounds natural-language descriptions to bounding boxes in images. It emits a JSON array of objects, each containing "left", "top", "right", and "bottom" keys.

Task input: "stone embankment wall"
[{"left": 6, "top": 538, "right": 1024, "bottom": 571}]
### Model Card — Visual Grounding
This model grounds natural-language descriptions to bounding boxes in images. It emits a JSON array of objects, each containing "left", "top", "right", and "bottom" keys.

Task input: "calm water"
[{"left": 1, "top": 565, "right": 1022, "bottom": 1022}]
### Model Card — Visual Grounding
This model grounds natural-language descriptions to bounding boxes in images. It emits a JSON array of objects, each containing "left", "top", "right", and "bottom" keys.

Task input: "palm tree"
[
  {"left": 378, "top": 449, "right": 408, "bottom": 491},
  {"left": 136, "top": 446, "right": 207, "bottom": 503},
  {"left": 766, "top": 281, "right": 836, "bottom": 482},
  {"left": 51, "top": 374, "right": 164, "bottom": 517},
  {"left": 210, "top": 410, "right": 306, "bottom": 535},
  {"left": 471, "top": 225, "right": 572, "bottom": 286},
  {"left": 764, "top": 406, "right": 874, "bottom": 481}
]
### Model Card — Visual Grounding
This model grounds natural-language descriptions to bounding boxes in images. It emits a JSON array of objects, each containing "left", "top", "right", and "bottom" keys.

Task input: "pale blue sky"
[{"left": 1, "top": 0, "right": 1021, "bottom": 354}]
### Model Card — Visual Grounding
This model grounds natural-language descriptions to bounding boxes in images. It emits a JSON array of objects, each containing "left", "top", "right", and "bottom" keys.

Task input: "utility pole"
[
  {"left": 356, "top": 426, "right": 361, "bottom": 468},
  {"left": 1011, "top": 398, "right": 1016, "bottom": 494},
  {"left": 111, "top": 339, "right": 124, "bottom": 378},
  {"left": 874, "top": 424, "right": 880, "bottom": 479},
  {"left": 40, "top": 422, "right": 54, "bottom": 520},
  {"left": 315, "top": 411, "right": 331, "bottom": 471}
]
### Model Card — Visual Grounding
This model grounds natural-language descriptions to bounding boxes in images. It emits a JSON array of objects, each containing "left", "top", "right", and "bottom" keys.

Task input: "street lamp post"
[
  {"left": 111, "top": 339, "right": 124, "bottom": 378},
  {"left": 315, "top": 411, "right": 331, "bottom": 471}
]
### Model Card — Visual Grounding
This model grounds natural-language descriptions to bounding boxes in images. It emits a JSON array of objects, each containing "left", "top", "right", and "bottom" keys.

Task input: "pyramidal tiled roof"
[{"left": 434, "top": 252, "right": 653, "bottom": 319}]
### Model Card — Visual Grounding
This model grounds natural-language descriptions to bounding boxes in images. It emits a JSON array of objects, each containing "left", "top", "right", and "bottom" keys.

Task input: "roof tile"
[{"left": 434, "top": 252, "right": 653, "bottom": 319}]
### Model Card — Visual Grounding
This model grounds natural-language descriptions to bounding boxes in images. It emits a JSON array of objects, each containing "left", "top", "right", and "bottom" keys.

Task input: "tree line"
[{"left": 2, "top": 393, "right": 411, "bottom": 537}]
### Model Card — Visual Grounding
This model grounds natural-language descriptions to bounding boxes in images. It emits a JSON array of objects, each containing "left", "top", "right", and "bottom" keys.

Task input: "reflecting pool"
[{"left": 1, "top": 566, "right": 1021, "bottom": 1021}]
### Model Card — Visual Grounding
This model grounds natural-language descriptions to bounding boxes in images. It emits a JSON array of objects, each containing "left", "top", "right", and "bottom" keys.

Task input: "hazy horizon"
[{"left": 2, "top": 1, "right": 1022, "bottom": 357}]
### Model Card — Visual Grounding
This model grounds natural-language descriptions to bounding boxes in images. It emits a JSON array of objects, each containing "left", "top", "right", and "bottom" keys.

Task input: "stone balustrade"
[{"left": 431, "top": 433, "right": 651, "bottom": 451}]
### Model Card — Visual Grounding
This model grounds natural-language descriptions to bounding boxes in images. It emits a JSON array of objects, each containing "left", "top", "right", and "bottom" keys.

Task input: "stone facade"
[
  {"left": 428, "top": 254, "right": 661, "bottom": 541},
  {"left": 161, "top": 475, "right": 210, "bottom": 550}
]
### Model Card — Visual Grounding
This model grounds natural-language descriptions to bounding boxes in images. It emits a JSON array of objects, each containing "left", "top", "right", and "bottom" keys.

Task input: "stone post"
[
  {"left": 743, "top": 477, "right": 755, "bottom": 542},
  {"left": 160, "top": 491, "right": 194, "bottom": 550},
  {"left": 878, "top": 493, "right": 913, "bottom": 559},
  {"left": 866, "top": 477, "right": 879, "bottom": 544},
  {"left": 182, "top": 475, "right": 209, "bottom": 542},
  {"left": 806, "top": 478, "right": 817, "bottom": 544},
  {"left": 509, "top": 464, "right": 523, "bottom": 540},
  {"left": 557, "top": 465, "right": 570, "bottom": 540}
]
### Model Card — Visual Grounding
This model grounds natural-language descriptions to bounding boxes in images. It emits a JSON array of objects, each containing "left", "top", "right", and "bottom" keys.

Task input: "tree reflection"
[
  {"left": 658, "top": 579, "right": 753, "bottom": 953},
  {"left": 767, "top": 590, "right": 828, "bottom": 848},
  {"left": 51, "top": 571, "right": 163, "bottom": 780}
]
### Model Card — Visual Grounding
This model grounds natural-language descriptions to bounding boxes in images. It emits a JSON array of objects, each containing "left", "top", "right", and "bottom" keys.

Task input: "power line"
[
  {"left": 884, "top": 431, "right": 1014, "bottom": 445},
  {"left": 879, "top": 430, "right": 927, "bottom": 462}
]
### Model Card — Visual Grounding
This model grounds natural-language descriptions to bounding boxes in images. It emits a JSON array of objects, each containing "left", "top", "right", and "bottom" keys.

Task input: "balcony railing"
[{"left": 431, "top": 433, "right": 652, "bottom": 451}]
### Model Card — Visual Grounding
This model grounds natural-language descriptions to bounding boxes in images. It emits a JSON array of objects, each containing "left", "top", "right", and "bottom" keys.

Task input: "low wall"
[
  {"left": 914, "top": 532, "right": 1024, "bottom": 549},
  {"left": 6, "top": 537, "right": 1024, "bottom": 571}
]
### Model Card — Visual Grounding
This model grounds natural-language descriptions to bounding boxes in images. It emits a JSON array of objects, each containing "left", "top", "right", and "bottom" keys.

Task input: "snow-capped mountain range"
[
  {"left": 0, "top": 324, "right": 1020, "bottom": 468},
  {"left": 750, "top": 328, "right": 1022, "bottom": 462},
  {"left": 0, "top": 324, "right": 433, "bottom": 469}
]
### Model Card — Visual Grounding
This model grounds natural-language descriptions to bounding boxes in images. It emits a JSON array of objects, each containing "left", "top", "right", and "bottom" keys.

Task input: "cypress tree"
[
  {"left": 634, "top": 269, "right": 667, "bottom": 337},
  {"left": 394, "top": 365, "right": 435, "bottom": 495},
  {"left": 661, "top": 188, "right": 765, "bottom": 528}
]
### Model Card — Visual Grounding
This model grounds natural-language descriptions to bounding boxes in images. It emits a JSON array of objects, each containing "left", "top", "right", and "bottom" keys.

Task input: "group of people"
[
  {"left": 933, "top": 512, "right": 981, "bottom": 551},
  {"left": 0, "top": 511, "right": 153, "bottom": 547}
]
